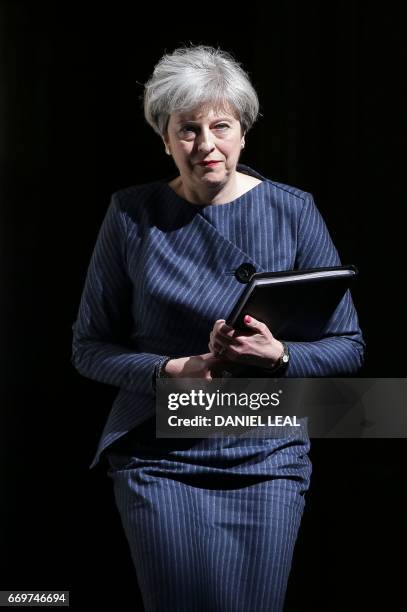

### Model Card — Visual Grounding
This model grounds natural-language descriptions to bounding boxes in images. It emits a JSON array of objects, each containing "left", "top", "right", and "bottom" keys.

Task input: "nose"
[{"left": 197, "top": 128, "right": 215, "bottom": 153}]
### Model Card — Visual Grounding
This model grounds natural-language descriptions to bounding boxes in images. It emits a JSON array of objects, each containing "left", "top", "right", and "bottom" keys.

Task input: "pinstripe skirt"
[{"left": 105, "top": 417, "right": 311, "bottom": 612}]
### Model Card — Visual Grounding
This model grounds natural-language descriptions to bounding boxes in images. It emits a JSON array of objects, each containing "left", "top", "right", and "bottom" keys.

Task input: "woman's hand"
[
  {"left": 208, "top": 315, "right": 284, "bottom": 370},
  {"left": 163, "top": 353, "right": 228, "bottom": 380}
]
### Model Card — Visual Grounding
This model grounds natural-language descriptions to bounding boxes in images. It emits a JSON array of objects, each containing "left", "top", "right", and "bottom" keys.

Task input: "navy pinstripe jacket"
[{"left": 71, "top": 164, "right": 365, "bottom": 469}]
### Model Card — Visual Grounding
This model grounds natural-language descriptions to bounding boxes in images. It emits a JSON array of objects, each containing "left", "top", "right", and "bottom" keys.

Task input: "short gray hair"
[{"left": 143, "top": 45, "right": 260, "bottom": 137}]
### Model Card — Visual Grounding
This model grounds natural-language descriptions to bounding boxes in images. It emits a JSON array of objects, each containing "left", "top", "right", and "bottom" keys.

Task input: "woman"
[{"left": 71, "top": 45, "right": 364, "bottom": 611}]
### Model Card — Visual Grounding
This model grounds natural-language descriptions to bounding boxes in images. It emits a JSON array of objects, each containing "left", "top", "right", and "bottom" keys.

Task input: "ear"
[{"left": 162, "top": 134, "right": 171, "bottom": 156}]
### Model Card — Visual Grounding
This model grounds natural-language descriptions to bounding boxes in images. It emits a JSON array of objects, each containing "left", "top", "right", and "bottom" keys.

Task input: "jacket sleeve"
[
  {"left": 283, "top": 193, "right": 365, "bottom": 376},
  {"left": 71, "top": 193, "right": 164, "bottom": 395}
]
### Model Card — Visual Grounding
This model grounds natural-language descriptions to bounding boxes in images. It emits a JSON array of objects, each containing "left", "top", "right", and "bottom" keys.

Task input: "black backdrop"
[{"left": 1, "top": 2, "right": 406, "bottom": 610}]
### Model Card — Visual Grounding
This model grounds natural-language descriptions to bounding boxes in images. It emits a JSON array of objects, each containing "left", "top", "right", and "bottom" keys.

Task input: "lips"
[{"left": 198, "top": 161, "right": 221, "bottom": 166}]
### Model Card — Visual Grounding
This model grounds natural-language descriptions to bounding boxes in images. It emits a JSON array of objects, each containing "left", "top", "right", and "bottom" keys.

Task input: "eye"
[
  {"left": 214, "top": 123, "right": 229, "bottom": 130},
  {"left": 180, "top": 125, "right": 197, "bottom": 133}
]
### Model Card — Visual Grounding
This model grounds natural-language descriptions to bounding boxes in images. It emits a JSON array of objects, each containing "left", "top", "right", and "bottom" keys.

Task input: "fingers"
[
  {"left": 211, "top": 339, "right": 234, "bottom": 356},
  {"left": 209, "top": 320, "right": 234, "bottom": 355},
  {"left": 213, "top": 319, "right": 234, "bottom": 336},
  {"left": 209, "top": 316, "right": 266, "bottom": 359},
  {"left": 208, "top": 333, "right": 222, "bottom": 354},
  {"left": 219, "top": 322, "right": 234, "bottom": 336},
  {"left": 243, "top": 314, "right": 270, "bottom": 335},
  {"left": 208, "top": 341, "right": 227, "bottom": 356}
]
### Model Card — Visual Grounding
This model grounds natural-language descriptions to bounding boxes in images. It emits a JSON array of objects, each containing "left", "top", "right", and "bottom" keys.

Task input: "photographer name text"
[{"left": 167, "top": 415, "right": 300, "bottom": 427}]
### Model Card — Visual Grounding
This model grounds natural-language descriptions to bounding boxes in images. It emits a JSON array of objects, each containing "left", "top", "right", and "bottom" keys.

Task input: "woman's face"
[{"left": 163, "top": 104, "right": 245, "bottom": 190}]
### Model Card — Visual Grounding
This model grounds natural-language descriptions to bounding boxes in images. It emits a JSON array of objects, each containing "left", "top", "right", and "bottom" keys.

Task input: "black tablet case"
[{"left": 226, "top": 266, "right": 358, "bottom": 341}]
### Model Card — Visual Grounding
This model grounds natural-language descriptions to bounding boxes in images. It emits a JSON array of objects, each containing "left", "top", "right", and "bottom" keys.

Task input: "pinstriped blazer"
[{"left": 71, "top": 164, "right": 365, "bottom": 469}]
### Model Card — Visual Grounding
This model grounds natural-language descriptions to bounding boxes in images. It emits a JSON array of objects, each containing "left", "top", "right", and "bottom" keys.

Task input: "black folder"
[{"left": 226, "top": 265, "right": 358, "bottom": 341}]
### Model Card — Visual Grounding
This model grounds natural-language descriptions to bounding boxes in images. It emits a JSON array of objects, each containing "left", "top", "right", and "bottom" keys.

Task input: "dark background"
[{"left": 1, "top": 2, "right": 406, "bottom": 610}]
